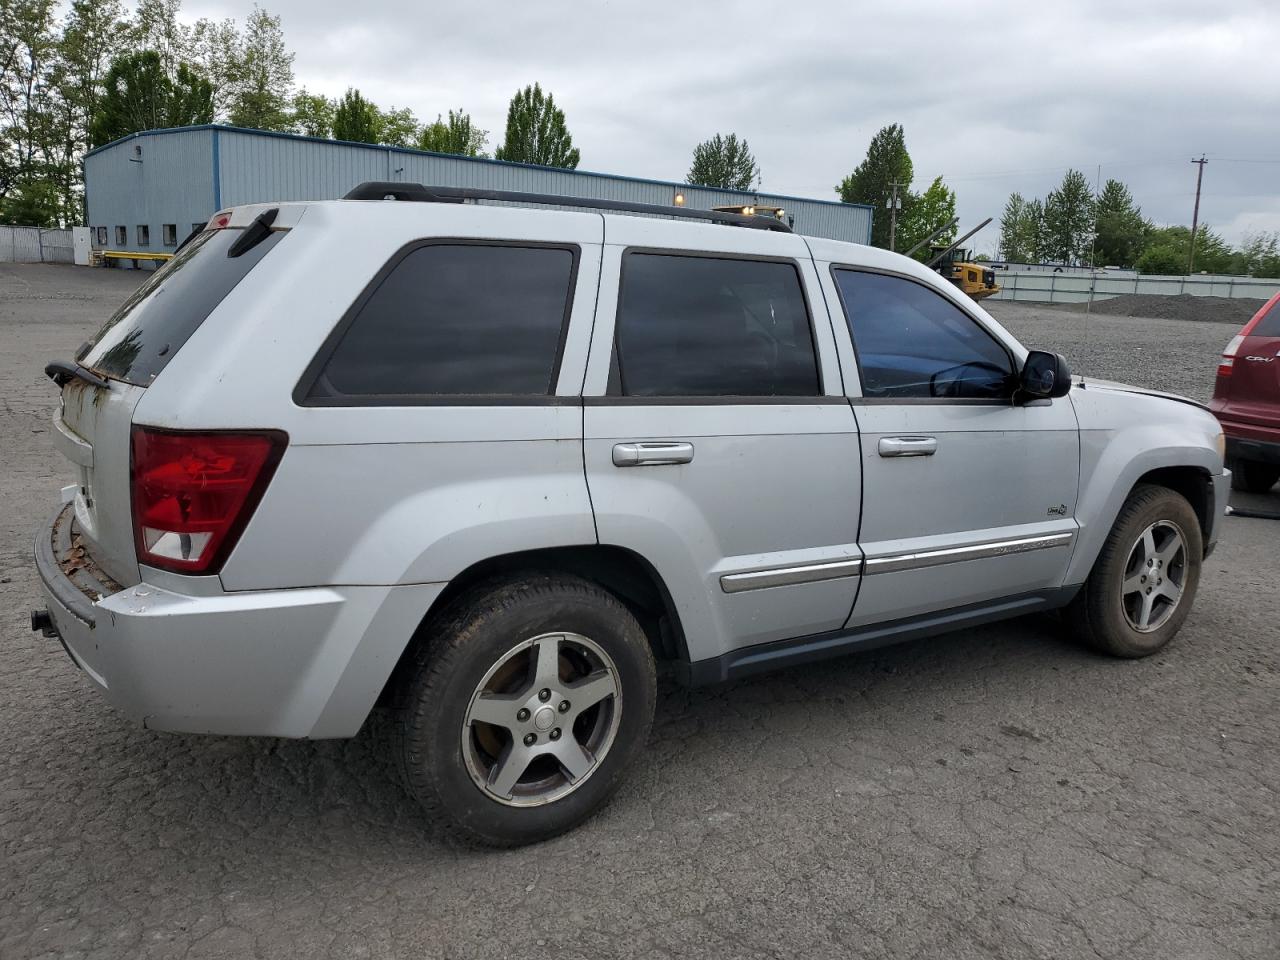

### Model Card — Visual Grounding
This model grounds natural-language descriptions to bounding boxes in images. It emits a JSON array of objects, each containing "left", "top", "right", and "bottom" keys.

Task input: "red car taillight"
[
  {"left": 1218, "top": 335, "right": 1244, "bottom": 378},
  {"left": 130, "top": 427, "right": 286, "bottom": 574}
]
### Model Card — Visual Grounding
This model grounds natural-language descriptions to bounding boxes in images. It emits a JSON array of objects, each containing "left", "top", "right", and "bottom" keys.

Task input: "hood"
[{"left": 1074, "top": 378, "right": 1209, "bottom": 413}]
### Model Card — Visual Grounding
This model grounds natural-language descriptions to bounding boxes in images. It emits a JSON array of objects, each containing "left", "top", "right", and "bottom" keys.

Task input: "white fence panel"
[
  {"left": 990, "top": 268, "right": 1280, "bottom": 305},
  {"left": 0, "top": 225, "right": 75, "bottom": 263}
]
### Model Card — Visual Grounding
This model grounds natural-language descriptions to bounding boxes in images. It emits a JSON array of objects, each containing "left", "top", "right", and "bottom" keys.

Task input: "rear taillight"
[
  {"left": 130, "top": 427, "right": 286, "bottom": 574},
  {"left": 1218, "top": 335, "right": 1244, "bottom": 378}
]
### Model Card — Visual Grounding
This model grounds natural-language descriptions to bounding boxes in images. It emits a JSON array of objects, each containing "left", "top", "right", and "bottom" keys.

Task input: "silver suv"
[{"left": 33, "top": 184, "right": 1229, "bottom": 845}]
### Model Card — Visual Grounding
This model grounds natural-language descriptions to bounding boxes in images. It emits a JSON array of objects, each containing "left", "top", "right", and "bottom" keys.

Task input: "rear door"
[
  {"left": 56, "top": 222, "right": 287, "bottom": 585},
  {"left": 581, "top": 217, "right": 862, "bottom": 663},
  {"left": 1225, "top": 296, "right": 1280, "bottom": 425}
]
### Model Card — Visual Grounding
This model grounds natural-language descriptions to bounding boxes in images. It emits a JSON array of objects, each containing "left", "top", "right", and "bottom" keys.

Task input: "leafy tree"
[
  {"left": 1141, "top": 225, "right": 1233, "bottom": 275},
  {"left": 836, "top": 123, "right": 913, "bottom": 249},
  {"left": 1024, "top": 199, "right": 1047, "bottom": 262},
  {"left": 1136, "top": 244, "right": 1183, "bottom": 276},
  {"left": 687, "top": 133, "right": 758, "bottom": 191},
  {"left": 330, "top": 87, "right": 381, "bottom": 143},
  {"left": 189, "top": 16, "right": 240, "bottom": 118},
  {"left": 1093, "top": 179, "right": 1149, "bottom": 268},
  {"left": 290, "top": 88, "right": 332, "bottom": 138},
  {"left": 1042, "top": 168, "right": 1095, "bottom": 264},
  {"left": 0, "top": 0, "right": 59, "bottom": 203},
  {"left": 418, "top": 108, "right": 487, "bottom": 157},
  {"left": 378, "top": 106, "right": 418, "bottom": 148},
  {"left": 0, "top": 177, "right": 60, "bottom": 226},
  {"left": 495, "top": 83, "right": 579, "bottom": 168},
  {"left": 898, "top": 175, "right": 955, "bottom": 259},
  {"left": 1232, "top": 232, "right": 1280, "bottom": 278},
  {"left": 130, "top": 0, "right": 190, "bottom": 77},
  {"left": 225, "top": 6, "right": 293, "bottom": 131},
  {"left": 89, "top": 50, "right": 213, "bottom": 147},
  {"left": 999, "top": 193, "right": 1031, "bottom": 262}
]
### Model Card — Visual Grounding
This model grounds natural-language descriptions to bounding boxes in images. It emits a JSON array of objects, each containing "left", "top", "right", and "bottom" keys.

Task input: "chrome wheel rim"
[
  {"left": 1121, "top": 520, "right": 1187, "bottom": 633},
  {"left": 461, "top": 632, "right": 622, "bottom": 807}
]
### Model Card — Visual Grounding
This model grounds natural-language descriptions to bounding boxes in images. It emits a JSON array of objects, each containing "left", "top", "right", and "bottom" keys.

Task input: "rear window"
[
  {"left": 304, "top": 242, "right": 576, "bottom": 401},
  {"left": 1252, "top": 298, "right": 1280, "bottom": 338},
  {"left": 80, "top": 227, "right": 284, "bottom": 386}
]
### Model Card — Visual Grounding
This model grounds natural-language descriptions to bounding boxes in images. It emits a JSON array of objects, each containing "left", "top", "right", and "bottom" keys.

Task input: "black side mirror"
[{"left": 1019, "top": 350, "right": 1072, "bottom": 400}]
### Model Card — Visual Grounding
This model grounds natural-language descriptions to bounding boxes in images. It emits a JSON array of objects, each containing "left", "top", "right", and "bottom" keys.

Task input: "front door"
[
  {"left": 581, "top": 218, "right": 862, "bottom": 664},
  {"left": 821, "top": 265, "right": 1080, "bottom": 627}
]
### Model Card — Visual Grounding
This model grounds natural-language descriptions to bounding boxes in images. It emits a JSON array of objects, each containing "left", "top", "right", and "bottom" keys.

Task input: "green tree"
[
  {"left": 898, "top": 175, "right": 955, "bottom": 259},
  {"left": 495, "top": 83, "right": 579, "bottom": 168},
  {"left": 1232, "top": 232, "right": 1280, "bottom": 278},
  {"left": 1042, "top": 168, "right": 1095, "bottom": 264},
  {"left": 378, "top": 105, "right": 418, "bottom": 147},
  {"left": 687, "top": 133, "right": 759, "bottom": 190},
  {"left": 189, "top": 16, "right": 240, "bottom": 118},
  {"left": 89, "top": 50, "right": 213, "bottom": 147},
  {"left": 130, "top": 0, "right": 191, "bottom": 77},
  {"left": 225, "top": 6, "right": 293, "bottom": 131},
  {"left": 0, "top": 177, "right": 60, "bottom": 226},
  {"left": 1136, "top": 244, "right": 1183, "bottom": 276},
  {"left": 0, "top": 0, "right": 59, "bottom": 203},
  {"left": 998, "top": 193, "right": 1029, "bottom": 261},
  {"left": 1142, "top": 225, "right": 1233, "bottom": 275},
  {"left": 1093, "top": 179, "right": 1149, "bottom": 268},
  {"left": 836, "top": 123, "right": 913, "bottom": 249},
  {"left": 417, "top": 108, "right": 487, "bottom": 157},
  {"left": 290, "top": 88, "right": 332, "bottom": 138},
  {"left": 330, "top": 87, "right": 381, "bottom": 143}
]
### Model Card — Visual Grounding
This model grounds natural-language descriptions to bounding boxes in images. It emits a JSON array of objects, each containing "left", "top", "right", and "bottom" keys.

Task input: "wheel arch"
[{"left": 379, "top": 544, "right": 690, "bottom": 707}]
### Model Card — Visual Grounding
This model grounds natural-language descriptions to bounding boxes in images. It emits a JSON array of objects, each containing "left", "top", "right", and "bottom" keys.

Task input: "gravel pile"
[{"left": 1057, "top": 293, "right": 1264, "bottom": 325}]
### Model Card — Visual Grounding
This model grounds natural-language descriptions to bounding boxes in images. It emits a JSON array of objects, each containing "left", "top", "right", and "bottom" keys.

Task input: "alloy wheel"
[{"left": 1120, "top": 520, "right": 1187, "bottom": 633}]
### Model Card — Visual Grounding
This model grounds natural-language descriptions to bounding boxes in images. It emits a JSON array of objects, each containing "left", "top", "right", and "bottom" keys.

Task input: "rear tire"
[
  {"left": 393, "top": 574, "right": 656, "bottom": 846},
  {"left": 1065, "top": 484, "right": 1202, "bottom": 658},
  {"left": 1230, "top": 459, "right": 1280, "bottom": 494}
]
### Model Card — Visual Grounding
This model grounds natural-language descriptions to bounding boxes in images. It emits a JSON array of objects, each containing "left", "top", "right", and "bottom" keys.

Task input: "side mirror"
[{"left": 1019, "top": 350, "right": 1072, "bottom": 400}]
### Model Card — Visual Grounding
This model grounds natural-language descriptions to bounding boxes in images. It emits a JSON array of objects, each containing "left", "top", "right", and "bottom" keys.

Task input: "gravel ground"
[
  {"left": 1051, "top": 294, "right": 1265, "bottom": 326},
  {"left": 2, "top": 264, "right": 1278, "bottom": 960}
]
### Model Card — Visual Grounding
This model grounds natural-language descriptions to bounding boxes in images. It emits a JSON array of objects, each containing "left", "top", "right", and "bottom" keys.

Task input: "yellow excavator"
[{"left": 905, "top": 217, "right": 1001, "bottom": 301}]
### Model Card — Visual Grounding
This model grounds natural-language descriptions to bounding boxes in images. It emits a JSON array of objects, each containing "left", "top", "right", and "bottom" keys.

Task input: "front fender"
[{"left": 1065, "top": 388, "right": 1224, "bottom": 586}]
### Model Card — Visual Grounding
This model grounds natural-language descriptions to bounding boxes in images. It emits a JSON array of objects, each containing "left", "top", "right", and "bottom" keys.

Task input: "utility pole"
[
  {"left": 1188, "top": 155, "right": 1207, "bottom": 275},
  {"left": 887, "top": 182, "right": 905, "bottom": 251}
]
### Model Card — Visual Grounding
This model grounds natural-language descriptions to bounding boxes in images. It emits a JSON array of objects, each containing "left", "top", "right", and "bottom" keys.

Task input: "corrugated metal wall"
[
  {"left": 85, "top": 129, "right": 216, "bottom": 253},
  {"left": 86, "top": 126, "right": 873, "bottom": 249}
]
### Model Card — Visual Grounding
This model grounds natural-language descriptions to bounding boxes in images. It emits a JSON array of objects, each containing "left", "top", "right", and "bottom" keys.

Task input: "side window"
[
  {"left": 114, "top": 226, "right": 126, "bottom": 246},
  {"left": 136, "top": 224, "right": 150, "bottom": 246},
  {"left": 307, "top": 243, "right": 576, "bottom": 399},
  {"left": 833, "top": 269, "right": 1013, "bottom": 399},
  {"left": 613, "top": 253, "right": 820, "bottom": 397},
  {"left": 162, "top": 224, "right": 177, "bottom": 246}
]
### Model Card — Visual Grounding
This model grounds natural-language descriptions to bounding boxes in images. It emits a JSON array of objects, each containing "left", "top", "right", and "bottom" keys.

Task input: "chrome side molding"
[
  {"left": 720, "top": 557, "right": 863, "bottom": 594},
  {"left": 863, "top": 532, "right": 1075, "bottom": 575}
]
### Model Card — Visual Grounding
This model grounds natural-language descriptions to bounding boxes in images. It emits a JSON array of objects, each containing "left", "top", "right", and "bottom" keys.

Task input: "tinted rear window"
[
  {"left": 1252, "top": 298, "right": 1280, "bottom": 338},
  {"left": 81, "top": 227, "right": 284, "bottom": 386},
  {"left": 612, "top": 254, "right": 819, "bottom": 397},
  {"left": 306, "top": 243, "right": 576, "bottom": 400}
]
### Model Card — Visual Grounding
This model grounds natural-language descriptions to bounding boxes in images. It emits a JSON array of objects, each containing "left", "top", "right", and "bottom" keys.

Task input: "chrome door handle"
[
  {"left": 612, "top": 441, "right": 695, "bottom": 467},
  {"left": 878, "top": 436, "right": 937, "bottom": 458}
]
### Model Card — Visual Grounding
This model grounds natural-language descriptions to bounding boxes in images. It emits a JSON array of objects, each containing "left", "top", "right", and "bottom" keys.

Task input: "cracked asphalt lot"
[{"left": 2, "top": 264, "right": 1277, "bottom": 959}]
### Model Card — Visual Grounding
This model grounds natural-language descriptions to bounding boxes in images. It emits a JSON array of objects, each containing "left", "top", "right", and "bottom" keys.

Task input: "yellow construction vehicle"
[{"left": 906, "top": 216, "right": 1001, "bottom": 301}]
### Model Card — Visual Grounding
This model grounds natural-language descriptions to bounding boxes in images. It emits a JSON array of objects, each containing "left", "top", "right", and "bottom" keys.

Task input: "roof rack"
[{"left": 342, "top": 181, "right": 794, "bottom": 233}]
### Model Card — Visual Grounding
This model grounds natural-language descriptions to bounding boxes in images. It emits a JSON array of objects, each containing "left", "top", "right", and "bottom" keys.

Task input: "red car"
[{"left": 1211, "top": 292, "right": 1280, "bottom": 492}]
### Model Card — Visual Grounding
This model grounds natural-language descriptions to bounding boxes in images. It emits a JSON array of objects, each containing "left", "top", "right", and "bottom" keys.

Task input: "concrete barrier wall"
[
  {"left": 0, "top": 226, "right": 74, "bottom": 264},
  {"left": 989, "top": 269, "right": 1280, "bottom": 304}
]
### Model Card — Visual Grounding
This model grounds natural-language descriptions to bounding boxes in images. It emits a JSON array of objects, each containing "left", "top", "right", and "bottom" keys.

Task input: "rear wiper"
[
  {"left": 227, "top": 208, "right": 278, "bottom": 258},
  {"left": 44, "top": 359, "right": 110, "bottom": 389}
]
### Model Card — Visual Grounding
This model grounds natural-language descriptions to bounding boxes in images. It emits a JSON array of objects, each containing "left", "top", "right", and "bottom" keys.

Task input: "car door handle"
[
  {"left": 612, "top": 441, "right": 695, "bottom": 467},
  {"left": 878, "top": 436, "right": 938, "bottom": 458}
]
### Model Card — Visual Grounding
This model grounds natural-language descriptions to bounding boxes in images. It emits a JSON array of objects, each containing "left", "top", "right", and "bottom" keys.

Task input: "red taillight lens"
[
  {"left": 1218, "top": 334, "right": 1244, "bottom": 378},
  {"left": 130, "top": 427, "right": 286, "bottom": 574}
]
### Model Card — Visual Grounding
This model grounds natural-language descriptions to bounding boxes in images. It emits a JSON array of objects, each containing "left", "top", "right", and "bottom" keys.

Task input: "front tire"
[
  {"left": 1230, "top": 459, "right": 1280, "bottom": 494},
  {"left": 1065, "top": 484, "right": 1203, "bottom": 658},
  {"left": 393, "top": 574, "right": 656, "bottom": 846}
]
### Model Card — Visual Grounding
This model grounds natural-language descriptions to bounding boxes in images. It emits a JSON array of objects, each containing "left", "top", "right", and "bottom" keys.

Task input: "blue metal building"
[{"left": 83, "top": 125, "right": 872, "bottom": 257}]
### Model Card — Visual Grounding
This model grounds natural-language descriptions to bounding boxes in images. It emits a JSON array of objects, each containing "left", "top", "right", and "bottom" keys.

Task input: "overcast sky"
[{"left": 188, "top": 0, "right": 1280, "bottom": 253}]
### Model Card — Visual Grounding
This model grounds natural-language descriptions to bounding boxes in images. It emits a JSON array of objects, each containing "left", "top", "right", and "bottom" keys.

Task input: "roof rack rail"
[{"left": 342, "top": 181, "right": 794, "bottom": 233}]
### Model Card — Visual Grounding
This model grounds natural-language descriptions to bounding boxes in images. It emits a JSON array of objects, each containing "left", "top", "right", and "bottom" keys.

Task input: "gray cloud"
[{"left": 188, "top": 0, "right": 1280, "bottom": 251}]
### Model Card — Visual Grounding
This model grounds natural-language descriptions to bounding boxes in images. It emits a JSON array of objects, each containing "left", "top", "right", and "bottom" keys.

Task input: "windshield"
[{"left": 80, "top": 227, "right": 284, "bottom": 386}]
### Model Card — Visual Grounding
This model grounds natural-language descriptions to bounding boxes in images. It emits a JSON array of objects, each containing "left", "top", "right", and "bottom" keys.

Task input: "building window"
[
  {"left": 162, "top": 224, "right": 177, "bottom": 246},
  {"left": 136, "top": 225, "right": 150, "bottom": 246},
  {"left": 115, "top": 226, "right": 126, "bottom": 246},
  {"left": 95, "top": 227, "right": 107, "bottom": 245},
  {"left": 192, "top": 222, "right": 205, "bottom": 236}
]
